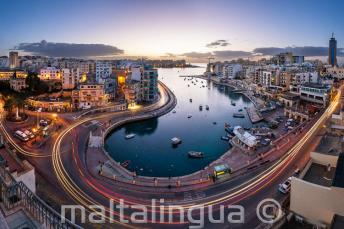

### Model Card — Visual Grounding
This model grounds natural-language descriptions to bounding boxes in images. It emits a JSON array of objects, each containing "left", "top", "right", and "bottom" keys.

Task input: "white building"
[
  {"left": 223, "top": 64, "right": 242, "bottom": 79},
  {"left": 0, "top": 56, "right": 9, "bottom": 68},
  {"left": 130, "top": 65, "right": 143, "bottom": 81},
  {"left": 300, "top": 83, "right": 332, "bottom": 107},
  {"left": 39, "top": 67, "right": 61, "bottom": 80},
  {"left": 326, "top": 66, "right": 344, "bottom": 79},
  {"left": 292, "top": 72, "right": 319, "bottom": 85},
  {"left": 61, "top": 68, "right": 81, "bottom": 90},
  {"left": 96, "top": 61, "right": 112, "bottom": 84}
]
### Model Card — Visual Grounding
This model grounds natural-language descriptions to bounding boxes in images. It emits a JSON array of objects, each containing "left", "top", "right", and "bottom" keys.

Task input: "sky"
[{"left": 1, "top": 0, "right": 344, "bottom": 62}]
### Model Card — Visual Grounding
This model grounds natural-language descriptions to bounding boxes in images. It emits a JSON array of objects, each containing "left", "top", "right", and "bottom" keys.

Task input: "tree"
[{"left": 25, "top": 72, "right": 49, "bottom": 94}]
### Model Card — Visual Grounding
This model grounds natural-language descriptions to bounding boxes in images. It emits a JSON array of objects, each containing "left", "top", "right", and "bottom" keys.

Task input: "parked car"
[
  {"left": 14, "top": 130, "right": 29, "bottom": 142},
  {"left": 39, "top": 120, "right": 49, "bottom": 127},
  {"left": 278, "top": 177, "right": 292, "bottom": 194},
  {"left": 22, "top": 129, "right": 35, "bottom": 139}
]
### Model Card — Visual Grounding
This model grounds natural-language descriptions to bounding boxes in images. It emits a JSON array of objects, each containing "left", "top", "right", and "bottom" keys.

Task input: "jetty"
[{"left": 246, "top": 107, "right": 264, "bottom": 123}]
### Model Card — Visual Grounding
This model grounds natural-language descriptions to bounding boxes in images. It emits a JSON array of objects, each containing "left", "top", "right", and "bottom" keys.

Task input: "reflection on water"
[{"left": 105, "top": 66, "right": 253, "bottom": 177}]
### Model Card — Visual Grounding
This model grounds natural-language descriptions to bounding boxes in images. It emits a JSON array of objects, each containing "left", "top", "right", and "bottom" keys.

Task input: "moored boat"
[
  {"left": 125, "top": 134, "right": 136, "bottom": 139},
  {"left": 188, "top": 151, "right": 204, "bottom": 158},
  {"left": 171, "top": 137, "right": 182, "bottom": 145},
  {"left": 233, "top": 113, "right": 245, "bottom": 118}
]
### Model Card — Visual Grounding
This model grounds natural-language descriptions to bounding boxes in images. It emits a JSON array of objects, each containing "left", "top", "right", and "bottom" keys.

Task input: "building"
[
  {"left": 96, "top": 61, "right": 112, "bottom": 84},
  {"left": 124, "top": 81, "right": 140, "bottom": 106},
  {"left": 9, "top": 74, "right": 27, "bottom": 92},
  {"left": 0, "top": 69, "right": 27, "bottom": 81},
  {"left": 290, "top": 151, "right": 344, "bottom": 228},
  {"left": 0, "top": 56, "right": 9, "bottom": 68},
  {"left": 223, "top": 63, "right": 242, "bottom": 79},
  {"left": 329, "top": 33, "right": 337, "bottom": 67},
  {"left": 140, "top": 67, "right": 158, "bottom": 102},
  {"left": 61, "top": 68, "right": 81, "bottom": 90},
  {"left": 39, "top": 67, "right": 61, "bottom": 80},
  {"left": 327, "top": 66, "right": 344, "bottom": 80},
  {"left": 9, "top": 51, "right": 19, "bottom": 69},
  {"left": 72, "top": 84, "right": 107, "bottom": 109},
  {"left": 233, "top": 126, "right": 258, "bottom": 150},
  {"left": 300, "top": 82, "right": 332, "bottom": 107},
  {"left": 331, "top": 106, "right": 344, "bottom": 133}
]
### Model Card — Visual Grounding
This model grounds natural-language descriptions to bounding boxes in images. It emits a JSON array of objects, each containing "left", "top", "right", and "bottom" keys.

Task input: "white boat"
[
  {"left": 187, "top": 114, "right": 192, "bottom": 118},
  {"left": 188, "top": 151, "right": 204, "bottom": 158},
  {"left": 171, "top": 137, "right": 182, "bottom": 145},
  {"left": 125, "top": 134, "right": 136, "bottom": 139}
]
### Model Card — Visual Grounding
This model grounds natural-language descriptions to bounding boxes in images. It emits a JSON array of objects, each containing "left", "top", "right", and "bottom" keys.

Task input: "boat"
[
  {"left": 231, "top": 101, "right": 236, "bottom": 106},
  {"left": 213, "top": 122, "right": 217, "bottom": 125},
  {"left": 221, "top": 136, "right": 230, "bottom": 141},
  {"left": 187, "top": 114, "right": 192, "bottom": 118},
  {"left": 125, "top": 134, "right": 136, "bottom": 139},
  {"left": 188, "top": 85, "right": 190, "bottom": 87},
  {"left": 233, "top": 113, "right": 245, "bottom": 118},
  {"left": 172, "top": 110, "right": 176, "bottom": 113},
  {"left": 121, "top": 160, "right": 131, "bottom": 168},
  {"left": 189, "top": 98, "right": 192, "bottom": 103},
  {"left": 205, "top": 105, "right": 209, "bottom": 110},
  {"left": 238, "top": 109, "right": 243, "bottom": 112},
  {"left": 199, "top": 105, "right": 203, "bottom": 111},
  {"left": 188, "top": 151, "right": 204, "bottom": 158},
  {"left": 171, "top": 137, "right": 182, "bottom": 145}
]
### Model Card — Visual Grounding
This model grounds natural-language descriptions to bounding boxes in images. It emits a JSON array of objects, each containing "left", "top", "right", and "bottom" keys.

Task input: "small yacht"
[
  {"left": 188, "top": 151, "right": 204, "bottom": 158},
  {"left": 231, "top": 101, "right": 236, "bottom": 106},
  {"left": 199, "top": 105, "right": 203, "bottom": 111},
  {"left": 187, "top": 114, "right": 192, "bottom": 118},
  {"left": 171, "top": 137, "right": 182, "bottom": 145},
  {"left": 233, "top": 113, "right": 245, "bottom": 118},
  {"left": 172, "top": 110, "right": 176, "bottom": 113},
  {"left": 238, "top": 109, "right": 243, "bottom": 112},
  {"left": 205, "top": 105, "right": 209, "bottom": 110},
  {"left": 221, "top": 136, "right": 230, "bottom": 141},
  {"left": 189, "top": 98, "right": 193, "bottom": 103},
  {"left": 125, "top": 134, "right": 136, "bottom": 139}
]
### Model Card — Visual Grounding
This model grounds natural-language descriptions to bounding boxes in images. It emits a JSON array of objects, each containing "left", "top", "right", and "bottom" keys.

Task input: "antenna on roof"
[{"left": 332, "top": 32, "right": 334, "bottom": 38}]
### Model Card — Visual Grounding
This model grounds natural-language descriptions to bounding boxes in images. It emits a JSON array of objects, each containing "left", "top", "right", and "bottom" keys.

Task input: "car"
[
  {"left": 14, "top": 130, "right": 29, "bottom": 142},
  {"left": 39, "top": 120, "right": 48, "bottom": 127},
  {"left": 278, "top": 177, "right": 292, "bottom": 194},
  {"left": 22, "top": 130, "right": 35, "bottom": 139}
]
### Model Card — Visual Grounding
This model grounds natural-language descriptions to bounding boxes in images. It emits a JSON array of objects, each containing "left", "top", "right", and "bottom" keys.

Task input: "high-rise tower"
[{"left": 328, "top": 33, "right": 337, "bottom": 67}]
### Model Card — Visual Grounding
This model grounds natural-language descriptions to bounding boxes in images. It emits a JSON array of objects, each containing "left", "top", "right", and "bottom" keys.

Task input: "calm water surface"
[{"left": 105, "top": 65, "right": 253, "bottom": 177}]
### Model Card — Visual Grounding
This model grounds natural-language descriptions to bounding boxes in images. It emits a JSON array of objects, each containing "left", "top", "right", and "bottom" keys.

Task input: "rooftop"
[
  {"left": 332, "top": 153, "right": 344, "bottom": 188},
  {"left": 303, "top": 163, "right": 335, "bottom": 187},
  {"left": 331, "top": 214, "right": 344, "bottom": 229},
  {"left": 315, "top": 135, "right": 343, "bottom": 156},
  {"left": 302, "top": 82, "right": 329, "bottom": 89}
]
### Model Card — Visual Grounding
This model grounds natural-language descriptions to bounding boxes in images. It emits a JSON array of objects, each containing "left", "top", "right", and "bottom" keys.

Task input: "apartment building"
[
  {"left": 140, "top": 67, "right": 158, "bottom": 102},
  {"left": 61, "top": 68, "right": 81, "bottom": 90},
  {"left": 72, "top": 84, "right": 108, "bottom": 109},
  {"left": 300, "top": 83, "right": 332, "bottom": 107},
  {"left": 39, "top": 67, "right": 61, "bottom": 80}
]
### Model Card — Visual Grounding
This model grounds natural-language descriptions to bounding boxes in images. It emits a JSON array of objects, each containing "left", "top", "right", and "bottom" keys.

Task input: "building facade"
[
  {"left": 72, "top": 84, "right": 107, "bottom": 109},
  {"left": 39, "top": 67, "right": 61, "bottom": 80},
  {"left": 9, "top": 51, "right": 19, "bottom": 69},
  {"left": 140, "top": 67, "right": 158, "bottom": 102},
  {"left": 329, "top": 33, "right": 337, "bottom": 67}
]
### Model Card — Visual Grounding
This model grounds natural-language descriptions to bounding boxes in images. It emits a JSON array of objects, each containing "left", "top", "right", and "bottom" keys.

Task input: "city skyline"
[{"left": 1, "top": 0, "right": 344, "bottom": 62}]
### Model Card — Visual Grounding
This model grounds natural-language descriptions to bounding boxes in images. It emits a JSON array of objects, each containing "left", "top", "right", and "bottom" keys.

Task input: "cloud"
[
  {"left": 253, "top": 46, "right": 344, "bottom": 57},
  {"left": 206, "top": 40, "right": 230, "bottom": 48},
  {"left": 181, "top": 52, "right": 213, "bottom": 59},
  {"left": 213, "top": 50, "right": 252, "bottom": 58},
  {"left": 14, "top": 40, "right": 124, "bottom": 57}
]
